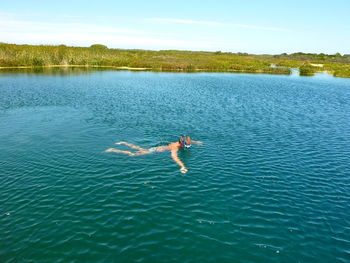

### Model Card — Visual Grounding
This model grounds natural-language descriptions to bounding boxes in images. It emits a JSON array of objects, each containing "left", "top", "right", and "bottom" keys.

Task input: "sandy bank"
[{"left": 310, "top": 63, "right": 324, "bottom": 67}]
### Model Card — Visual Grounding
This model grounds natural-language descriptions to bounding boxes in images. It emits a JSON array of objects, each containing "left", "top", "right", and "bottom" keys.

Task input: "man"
[{"left": 105, "top": 136, "right": 203, "bottom": 173}]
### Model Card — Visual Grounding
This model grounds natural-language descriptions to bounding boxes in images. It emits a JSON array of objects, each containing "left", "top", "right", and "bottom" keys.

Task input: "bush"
[
  {"left": 299, "top": 64, "right": 317, "bottom": 76},
  {"left": 90, "top": 44, "right": 108, "bottom": 50}
]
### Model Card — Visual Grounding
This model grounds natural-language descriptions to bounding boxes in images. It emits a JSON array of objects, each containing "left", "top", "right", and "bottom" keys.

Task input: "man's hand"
[
  {"left": 192, "top": 140, "right": 203, "bottom": 146},
  {"left": 180, "top": 167, "right": 188, "bottom": 174}
]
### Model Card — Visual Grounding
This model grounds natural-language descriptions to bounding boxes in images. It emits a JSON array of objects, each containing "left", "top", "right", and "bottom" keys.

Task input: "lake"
[{"left": 1, "top": 69, "right": 349, "bottom": 263}]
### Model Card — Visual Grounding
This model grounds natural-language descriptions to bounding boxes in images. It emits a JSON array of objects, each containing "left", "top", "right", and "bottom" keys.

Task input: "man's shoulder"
[{"left": 169, "top": 142, "right": 180, "bottom": 149}]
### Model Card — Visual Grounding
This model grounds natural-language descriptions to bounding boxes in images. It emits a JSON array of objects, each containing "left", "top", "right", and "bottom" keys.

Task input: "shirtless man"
[{"left": 105, "top": 136, "right": 203, "bottom": 173}]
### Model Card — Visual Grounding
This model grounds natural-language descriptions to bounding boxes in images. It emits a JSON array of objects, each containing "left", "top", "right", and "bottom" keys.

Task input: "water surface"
[{"left": 1, "top": 70, "right": 350, "bottom": 262}]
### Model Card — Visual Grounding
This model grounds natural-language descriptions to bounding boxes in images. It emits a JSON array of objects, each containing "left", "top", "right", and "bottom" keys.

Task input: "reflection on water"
[{"left": 0, "top": 66, "right": 114, "bottom": 76}]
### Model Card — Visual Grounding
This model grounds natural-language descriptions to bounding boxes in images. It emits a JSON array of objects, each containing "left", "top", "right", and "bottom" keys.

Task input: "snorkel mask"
[{"left": 180, "top": 136, "right": 191, "bottom": 149}]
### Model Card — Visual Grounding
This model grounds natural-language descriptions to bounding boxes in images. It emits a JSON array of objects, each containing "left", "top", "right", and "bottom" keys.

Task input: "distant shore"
[
  {"left": 1, "top": 43, "right": 349, "bottom": 77},
  {"left": 0, "top": 65, "right": 151, "bottom": 71},
  {"left": 0, "top": 64, "right": 293, "bottom": 75},
  {"left": 0, "top": 64, "right": 337, "bottom": 78}
]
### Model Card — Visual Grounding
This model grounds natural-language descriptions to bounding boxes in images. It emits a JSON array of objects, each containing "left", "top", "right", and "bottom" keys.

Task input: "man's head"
[{"left": 179, "top": 136, "right": 191, "bottom": 148}]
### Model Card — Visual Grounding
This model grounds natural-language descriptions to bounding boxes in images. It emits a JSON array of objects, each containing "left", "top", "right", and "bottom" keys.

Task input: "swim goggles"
[{"left": 181, "top": 136, "right": 191, "bottom": 148}]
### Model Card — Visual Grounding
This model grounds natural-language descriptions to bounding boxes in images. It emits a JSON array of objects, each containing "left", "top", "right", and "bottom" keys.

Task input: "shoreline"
[
  {"left": 0, "top": 64, "right": 290, "bottom": 74},
  {"left": 0, "top": 65, "right": 152, "bottom": 71},
  {"left": 0, "top": 64, "right": 341, "bottom": 77},
  {"left": 0, "top": 64, "right": 291, "bottom": 75}
]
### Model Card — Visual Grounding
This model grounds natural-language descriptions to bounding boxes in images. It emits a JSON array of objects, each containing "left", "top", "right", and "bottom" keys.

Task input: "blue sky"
[{"left": 1, "top": 0, "right": 349, "bottom": 54}]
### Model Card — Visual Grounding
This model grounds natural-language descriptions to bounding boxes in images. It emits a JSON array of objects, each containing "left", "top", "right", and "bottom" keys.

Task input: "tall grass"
[{"left": 1, "top": 43, "right": 350, "bottom": 77}]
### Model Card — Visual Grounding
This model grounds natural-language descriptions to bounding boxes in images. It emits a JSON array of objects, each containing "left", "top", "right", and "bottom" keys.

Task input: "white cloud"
[
  {"left": 146, "top": 18, "right": 289, "bottom": 32},
  {"left": 146, "top": 18, "right": 221, "bottom": 26},
  {"left": 1, "top": 32, "right": 235, "bottom": 51},
  {"left": 0, "top": 17, "right": 237, "bottom": 51},
  {"left": 0, "top": 19, "right": 149, "bottom": 36}
]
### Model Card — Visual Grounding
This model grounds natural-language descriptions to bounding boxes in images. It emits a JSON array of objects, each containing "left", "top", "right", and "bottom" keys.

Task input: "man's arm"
[
  {"left": 171, "top": 148, "right": 188, "bottom": 173},
  {"left": 191, "top": 140, "right": 203, "bottom": 145}
]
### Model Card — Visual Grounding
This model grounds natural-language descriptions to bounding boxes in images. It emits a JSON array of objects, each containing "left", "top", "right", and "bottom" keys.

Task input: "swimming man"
[{"left": 105, "top": 136, "right": 203, "bottom": 173}]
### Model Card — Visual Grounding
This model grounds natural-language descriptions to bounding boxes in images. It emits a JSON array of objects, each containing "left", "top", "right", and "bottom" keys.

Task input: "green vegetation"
[
  {"left": 1, "top": 43, "right": 350, "bottom": 77},
  {"left": 324, "top": 63, "right": 350, "bottom": 78},
  {"left": 299, "top": 64, "right": 318, "bottom": 76}
]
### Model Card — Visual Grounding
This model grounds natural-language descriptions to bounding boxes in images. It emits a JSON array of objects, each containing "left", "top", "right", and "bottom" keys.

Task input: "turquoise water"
[{"left": 1, "top": 70, "right": 350, "bottom": 263}]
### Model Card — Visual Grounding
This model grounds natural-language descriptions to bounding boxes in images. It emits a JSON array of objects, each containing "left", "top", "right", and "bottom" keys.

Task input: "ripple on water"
[{"left": 0, "top": 71, "right": 350, "bottom": 263}]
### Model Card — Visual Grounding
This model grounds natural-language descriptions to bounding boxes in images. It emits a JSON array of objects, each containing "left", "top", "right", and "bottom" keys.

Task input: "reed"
[{"left": 1, "top": 43, "right": 350, "bottom": 77}]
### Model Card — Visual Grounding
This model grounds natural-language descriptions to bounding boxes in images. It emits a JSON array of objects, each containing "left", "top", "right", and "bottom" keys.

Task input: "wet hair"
[{"left": 179, "top": 136, "right": 191, "bottom": 148}]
